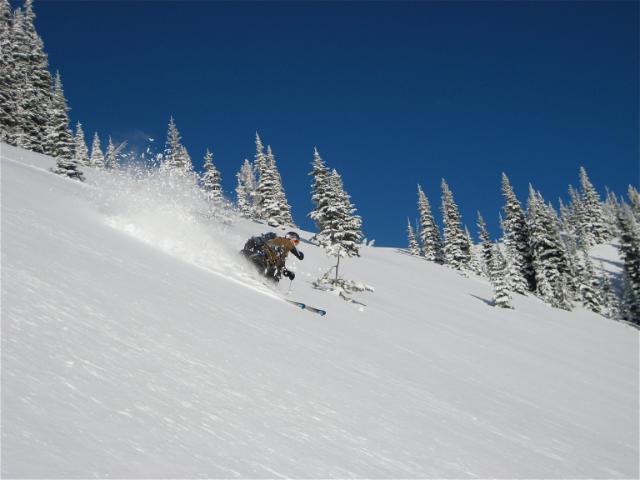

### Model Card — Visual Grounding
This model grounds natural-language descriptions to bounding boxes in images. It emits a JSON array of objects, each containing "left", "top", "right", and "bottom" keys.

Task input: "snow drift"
[{"left": 1, "top": 143, "right": 638, "bottom": 478}]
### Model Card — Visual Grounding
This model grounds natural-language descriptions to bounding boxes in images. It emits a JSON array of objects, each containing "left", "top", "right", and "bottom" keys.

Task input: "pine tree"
[
  {"left": 267, "top": 146, "right": 294, "bottom": 227},
  {"left": 602, "top": 189, "right": 621, "bottom": 238},
  {"left": 235, "top": 159, "right": 256, "bottom": 218},
  {"left": 554, "top": 274, "right": 574, "bottom": 311},
  {"left": 255, "top": 145, "right": 294, "bottom": 227},
  {"left": 10, "top": 7, "right": 40, "bottom": 152},
  {"left": 309, "top": 147, "right": 332, "bottom": 241},
  {"left": 440, "top": 179, "right": 467, "bottom": 271},
  {"left": 491, "top": 243, "right": 513, "bottom": 309},
  {"left": 104, "top": 136, "right": 117, "bottom": 169},
  {"left": 578, "top": 166, "right": 610, "bottom": 245},
  {"left": 558, "top": 198, "right": 575, "bottom": 234},
  {"left": 407, "top": 218, "right": 421, "bottom": 256},
  {"left": 477, "top": 212, "right": 494, "bottom": 278},
  {"left": 89, "top": 132, "right": 104, "bottom": 168},
  {"left": 12, "top": 72, "right": 29, "bottom": 149},
  {"left": 628, "top": 185, "right": 640, "bottom": 221},
  {"left": 527, "top": 185, "right": 572, "bottom": 309},
  {"left": 253, "top": 132, "right": 267, "bottom": 180},
  {"left": 52, "top": 154, "right": 84, "bottom": 181},
  {"left": 616, "top": 205, "right": 640, "bottom": 324},
  {"left": 73, "top": 121, "right": 89, "bottom": 166},
  {"left": 597, "top": 264, "right": 620, "bottom": 320},
  {"left": 562, "top": 232, "right": 582, "bottom": 301},
  {"left": 504, "top": 241, "right": 528, "bottom": 295},
  {"left": 252, "top": 132, "right": 267, "bottom": 217},
  {"left": 569, "top": 184, "right": 592, "bottom": 248},
  {"left": 501, "top": 173, "right": 535, "bottom": 291},
  {"left": 464, "top": 226, "right": 482, "bottom": 275},
  {"left": 201, "top": 148, "right": 223, "bottom": 202},
  {"left": 0, "top": 0, "right": 16, "bottom": 143},
  {"left": 577, "top": 250, "right": 601, "bottom": 314},
  {"left": 160, "top": 116, "right": 192, "bottom": 174},
  {"left": 8, "top": 0, "right": 54, "bottom": 153},
  {"left": 45, "top": 71, "right": 73, "bottom": 159},
  {"left": 417, "top": 184, "right": 443, "bottom": 262},
  {"left": 316, "top": 168, "right": 363, "bottom": 273}
]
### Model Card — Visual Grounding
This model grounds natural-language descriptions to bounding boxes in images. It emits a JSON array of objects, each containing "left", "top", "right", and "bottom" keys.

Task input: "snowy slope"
[{"left": 2, "top": 143, "right": 638, "bottom": 478}]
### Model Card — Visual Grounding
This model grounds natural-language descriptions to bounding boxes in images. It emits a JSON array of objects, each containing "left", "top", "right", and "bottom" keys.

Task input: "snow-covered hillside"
[{"left": 2, "top": 144, "right": 638, "bottom": 478}]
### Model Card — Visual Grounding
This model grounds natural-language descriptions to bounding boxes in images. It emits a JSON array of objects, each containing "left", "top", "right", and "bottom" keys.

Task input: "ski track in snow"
[{"left": 1, "top": 143, "right": 638, "bottom": 478}]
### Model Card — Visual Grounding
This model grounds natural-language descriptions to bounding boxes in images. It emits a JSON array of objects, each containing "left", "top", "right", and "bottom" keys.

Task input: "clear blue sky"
[{"left": 20, "top": 0, "right": 639, "bottom": 247}]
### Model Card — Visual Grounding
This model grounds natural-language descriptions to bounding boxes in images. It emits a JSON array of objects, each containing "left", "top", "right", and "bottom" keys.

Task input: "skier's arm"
[{"left": 291, "top": 247, "right": 304, "bottom": 260}]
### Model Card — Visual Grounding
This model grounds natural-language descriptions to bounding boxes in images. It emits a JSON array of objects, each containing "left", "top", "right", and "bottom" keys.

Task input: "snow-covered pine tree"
[
  {"left": 267, "top": 146, "right": 294, "bottom": 227},
  {"left": 407, "top": 218, "right": 421, "bottom": 256},
  {"left": 104, "top": 136, "right": 117, "bottom": 169},
  {"left": 0, "top": 0, "right": 16, "bottom": 144},
  {"left": 51, "top": 154, "right": 84, "bottom": 181},
  {"left": 555, "top": 274, "right": 574, "bottom": 311},
  {"left": 417, "top": 184, "right": 443, "bottom": 262},
  {"left": 602, "top": 189, "right": 621, "bottom": 237},
  {"left": 160, "top": 116, "right": 192, "bottom": 174},
  {"left": 201, "top": 148, "right": 223, "bottom": 203},
  {"left": 491, "top": 243, "right": 513, "bottom": 309},
  {"left": 503, "top": 241, "right": 528, "bottom": 295},
  {"left": 558, "top": 198, "right": 575, "bottom": 235},
  {"left": 24, "top": 0, "right": 54, "bottom": 150},
  {"left": 89, "top": 132, "right": 104, "bottom": 168},
  {"left": 253, "top": 132, "right": 266, "bottom": 180},
  {"left": 440, "top": 179, "right": 468, "bottom": 271},
  {"left": 477, "top": 212, "right": 494, "bottom": 278},
  {"left": 317, "top": 168, "right": 363, "bottom": 275},
  {"left": 628, "top": 185, "right": 640, "bottom": 221},
  {"left": 73, "top": 121, "right": 89, "bottom": 166},
  {"left": 576, "top": 249, "right": 601, "bottom": 314},
  {"left": 578, "top": 166, "right": 610, "bottom": 245},
  {"left": 253, "top": 145, "right": 294, "bottom": 227},
  {"left": 8, "top": 0, "right": 54, "bottom": 153},
  {"left": 309, "top": 147, "right": 332, "bottom": 242},
  {"left": 616, "top": 205, "right": 640, "bottom": 324},
  {"left": 51, "top": 118, "right": 83, "bottom": 181},
  {"left": 45, "top": 71, "right": 73, "bottom": 160},
  {"left": 561, "top": 231, "right": 582, "bottom": 301},
  {"left": 252, "top": 133, "right": 267, "bottom": 218},
  {"left": 10, "top": 7, "right": 41, "bottom": 152},
  {"left": 235, "top": 159, "right": 256, "bottom": 218},
  {"left": 597, "top": 264, "right": 620, "bottom": 320},
  {"left": 464, "top": 226, "right": 482, "bottom": 275},
  {"left": 501, "top": 173, "right": 535, "bottom": 291},
  {"left": 568, "top": 184, "right": 592, "bottom": 248},
  {"left": 527, "top": 185, "right": 572, "bottom": 309},
  {"left": 12, "top": 74, "right": 29, "bottom": 149}
]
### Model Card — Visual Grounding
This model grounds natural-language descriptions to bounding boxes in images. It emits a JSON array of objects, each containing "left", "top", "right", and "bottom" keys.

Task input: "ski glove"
[
  {"left": 291, "top": 248, "right": 304, "bottom": 261},
  {"left": 283, "top": 269, "right": 295, "bottom": 280}
]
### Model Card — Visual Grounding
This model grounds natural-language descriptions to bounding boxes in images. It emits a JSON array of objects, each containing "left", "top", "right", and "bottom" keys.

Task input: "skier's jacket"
[{"left": 242, "top": 232, "right": 303, "bottom": 274}]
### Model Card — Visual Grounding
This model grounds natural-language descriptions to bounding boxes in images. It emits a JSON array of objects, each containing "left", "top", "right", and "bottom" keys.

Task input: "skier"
[{"left": 241, "top": 231, "right": 304, "bottom": 283}]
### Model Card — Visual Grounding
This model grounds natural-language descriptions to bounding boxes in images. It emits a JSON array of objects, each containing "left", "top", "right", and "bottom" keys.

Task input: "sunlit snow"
[{"left": 1, "top": 143, "right": 638, "bottom": 478}]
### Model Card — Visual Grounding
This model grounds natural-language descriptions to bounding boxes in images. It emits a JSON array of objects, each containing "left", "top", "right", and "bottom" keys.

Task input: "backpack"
[{"left": 242, "top": 232, "right": 277, "bottom": 256}]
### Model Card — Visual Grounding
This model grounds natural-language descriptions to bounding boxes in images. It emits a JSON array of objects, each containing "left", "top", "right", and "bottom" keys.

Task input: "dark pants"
[{"left": 241, "top": 248, "right": 281, "bottom": 283}]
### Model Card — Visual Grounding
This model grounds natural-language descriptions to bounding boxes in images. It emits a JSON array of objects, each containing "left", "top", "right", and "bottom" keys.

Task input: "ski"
[{"left": 284, "top": 299, "right": 327, "bottom": 316}]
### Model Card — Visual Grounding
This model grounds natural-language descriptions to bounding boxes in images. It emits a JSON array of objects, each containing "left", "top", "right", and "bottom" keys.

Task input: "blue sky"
[{"left": 21, "top": 0, "right": 639, "bottom": 247}]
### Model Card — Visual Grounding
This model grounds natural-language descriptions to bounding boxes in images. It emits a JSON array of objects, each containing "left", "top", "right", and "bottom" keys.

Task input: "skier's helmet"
[{"left": 285, "top": 231, "right": 300, "bottom": 244}]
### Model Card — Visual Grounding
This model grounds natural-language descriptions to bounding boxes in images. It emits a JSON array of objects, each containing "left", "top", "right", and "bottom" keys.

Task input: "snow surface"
[{"left": 1, "top": 143, "right": 638, "bottom": 478}]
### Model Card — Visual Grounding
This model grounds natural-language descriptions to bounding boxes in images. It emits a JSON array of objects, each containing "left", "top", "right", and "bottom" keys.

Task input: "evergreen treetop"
[
  {"left": 202, "top": 148, "right": 223, "bottom": 202},
  {"left": 73, "top": 121, "right": 89, "bottom": 166},
  {"left": 417, "top": 184, "right": 443, "bottom": 262},
  {"left": 90, "top": 132, "right": 104, "bottom": 168}
]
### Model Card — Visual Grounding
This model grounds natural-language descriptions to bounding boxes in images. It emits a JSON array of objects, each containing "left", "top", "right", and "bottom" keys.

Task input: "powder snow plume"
[{"left": 88, "top": 165, "right": 271, "bottom": 293}]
